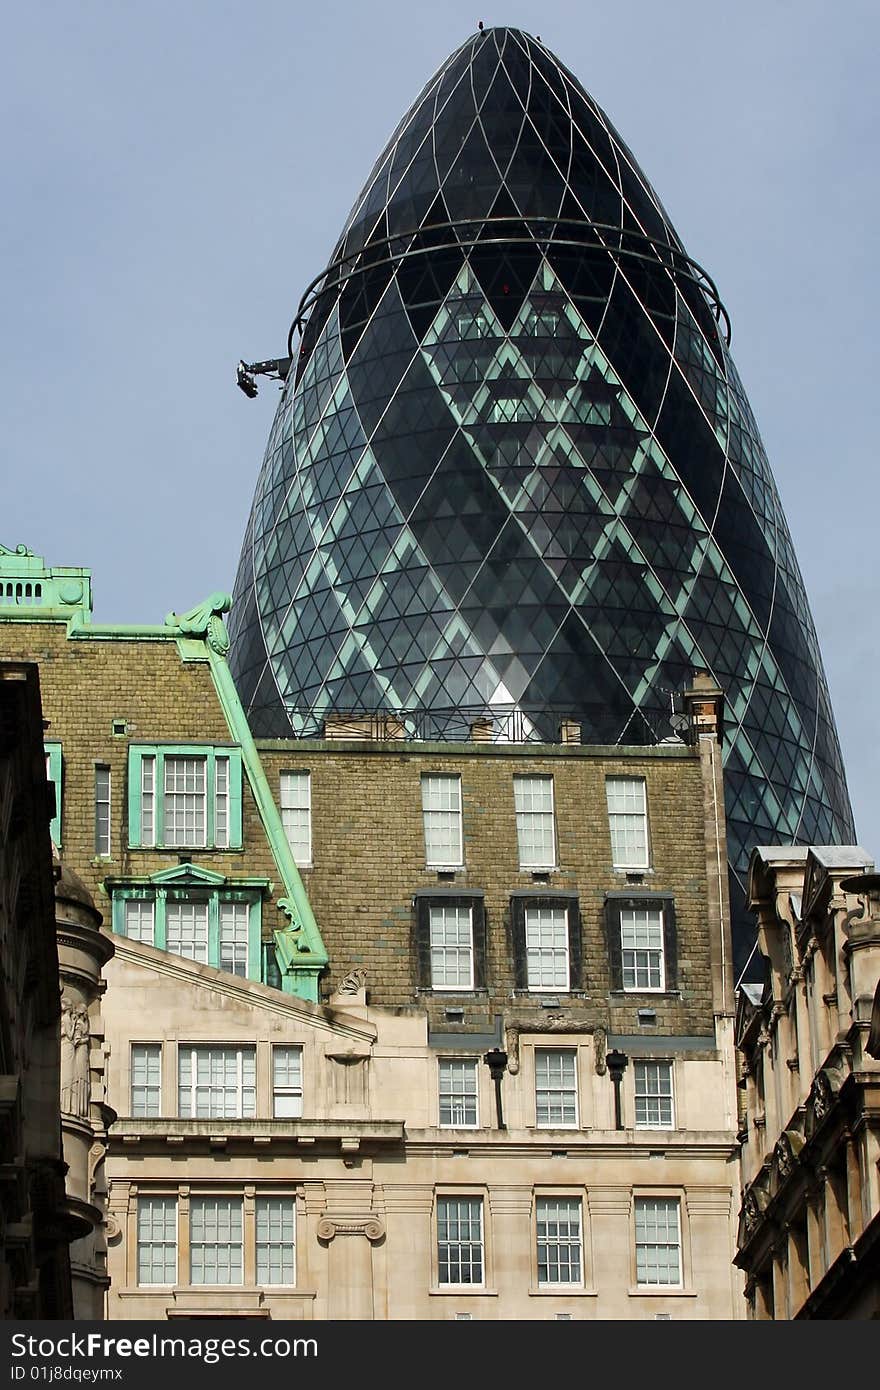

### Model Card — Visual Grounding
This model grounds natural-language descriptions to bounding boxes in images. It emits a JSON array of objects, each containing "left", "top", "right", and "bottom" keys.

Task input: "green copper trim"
[
  {"left": 0, "top": 544, "right": 92, "bottom": 620},
  {"left": 154, "top": 594, "right": 327, "bottom": 1001},
  {"left": 206, "top": 647, "right": 328, "bottom": 1001}
]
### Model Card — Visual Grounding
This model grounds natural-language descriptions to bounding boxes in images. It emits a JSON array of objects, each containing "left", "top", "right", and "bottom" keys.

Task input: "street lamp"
[
  {"left": 606, "top": 1048, "right": 629, "bottom": 1130},
  {"left": 484, "top": 1048, "right": 509, "bottom": 1130}
]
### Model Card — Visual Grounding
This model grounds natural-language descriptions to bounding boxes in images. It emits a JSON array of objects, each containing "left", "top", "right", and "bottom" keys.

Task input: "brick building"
[{"left": 1, "top": 544, "right": 743, "bottom": 1318}]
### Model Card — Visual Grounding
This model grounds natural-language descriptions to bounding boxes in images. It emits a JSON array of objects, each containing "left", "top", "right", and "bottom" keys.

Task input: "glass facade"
[{"left": 229, "top": 26, "right": 854, "bottom": 976}]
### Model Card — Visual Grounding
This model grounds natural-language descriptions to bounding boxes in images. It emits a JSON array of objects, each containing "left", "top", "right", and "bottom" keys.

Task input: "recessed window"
[
  {"left": 415, "top": 894, "right": 486, "bottom": 992},
  {"left": 113, "top": 876, "right": 262, "bottom": 981},
  {"left": 178, "top": 1045, "right": 256, "bottom": 1119},
  {"left": 605, "top": 777, "right": 649, "bottom": 869},
  {"left": 256, "top": 1197, "right": 296, "bottom": 1285},
  {"left": 137, "top": 1196, "right": 177, "bottom": 1285},
  {"left": 437, "top": 1196, "right": 484, "bottom": 1286},
  {"left": 621, "top": 906, "right": 665, "bottom": 991},
  {"left": 94, "top": 765, "right": 111, "bottom": 857},
  {"left": 190, "top": 1197, "right": 243, "bottom": 1285},
  {"left": 514, "top": 775, "right": 556, "bottom": 869},
  {"left": 128, "top": 746, "right": 242, "bottom": 850},
  {"left": 272, "top": 1045, "right": 303, "bottom": 1118},
  {"left": 511, "top": 894, "right": 581, "bottom": 993},
  {"left": 421, "top": 775, "right": 463, "bottom": 867},
  {"left": 535, "top": 1049, "right": 578, "bottom": 1127},
  {"left": 280, "top": 771, "right": 311, "bottom": 866},
  {"left": 130, "top": 1044, "right": 162, "bottom": 1117},
  {"left": 635, "top": 1197, "right": 682, "bottom": 1287},
  {"left": 536, "top": 1197, "right": 583, "bottom": 1286},
  {"left": 429, "top": 903, "right": 474, "bottom": 990},
  {"left": 634, "top": 1060, "right": 674, "bottom": 1129},
  {"left": 439, "top": 1059, "right": 479, "bottom": 1127},
  {"left": 525, "top": 905, "right": 569, "bottom": 991}
]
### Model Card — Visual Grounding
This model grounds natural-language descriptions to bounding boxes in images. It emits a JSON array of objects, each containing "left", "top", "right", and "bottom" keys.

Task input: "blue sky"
[{"left": 3, "top": 0, "right": 878, "bottom": 853}]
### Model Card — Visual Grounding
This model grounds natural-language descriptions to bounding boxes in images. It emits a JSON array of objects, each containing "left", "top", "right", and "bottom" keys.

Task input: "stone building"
[
  {"left": 1, "top": 545, "right": 744, "bottom": 1319},
  {"left": 55, "top": 860, "right": 115, "bottom": 1317},
  {"left": 0, "top": 660, "right": 72, "bottom": 1316},
  {"left": 735, "top": 845, "right": 880, "bottom": 1317}
]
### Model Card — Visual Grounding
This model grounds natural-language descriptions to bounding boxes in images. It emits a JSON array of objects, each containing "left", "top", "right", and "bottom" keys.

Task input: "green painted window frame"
[
  {"left": 111, "top": 886, "right": 262, "bottom": 981},
  {"left": 44, "top": 741, "right": 62, "bottom": 847},
  {"left": 127, "top": 745, "right": 243, "bottom": 850}
]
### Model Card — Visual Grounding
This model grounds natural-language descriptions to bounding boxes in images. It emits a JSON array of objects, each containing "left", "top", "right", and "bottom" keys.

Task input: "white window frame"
[
  {"left": 124, "top": 898, "right": 155, "bottom": 944},
  {"left": 163, "top": 754, "right": 208, "bottom": 848},
  {"left": 178, "top": 1045, "right": 256, "bottom": 1119},
  {"left": 634, "top": 1196, "right": 683, "bottom": 1288},
  {"left": 534, "top": 1048, "right": 579, "bottom": 1128},
  {"left": 165, "top": 898, "right": 209, "bottom": 964},
  {"left": 130, "top": 745, "right": 241, "bottom": 850},
  {"left": 255, "top": 1196, "right": 296, "bottom": 1286},
  {"left": 272, "top": 1045, "right": 304, "bottom": 1118},
  {"left": 130, "top": 1043, "right": 162, "bottom": 1117},
  {"left": 620, "top": 905, "right": 666, "bottom": 992},
  {"left": 605, "top": 776, "right": 650, "bottom": 869},
  {"left": 429, "top": 903, "right": 474, "bottom": 990},
  {"left": 525, "top": 904, "right": 570, "bottom": 991},
  {"left": 421, "top": 774, "right": 463, "bottom": 868},
  {"left": 94, "top": 764, "right": 111, "bottom": 857},
  {"left": 438, "top": 1058, "right": 480, "bottom": 1128},
  {"left": 189, "top": 1196, "right": 243, "bottom": 1286},
  {"left": 514, "top": 774, "right": 556, "bottom": 869},
  {"left": 633, "top": 1059, "right": 675, "bottom": 1129},
  {"left": 536, "top": 1196, "right": 584, "bottom": 1287},
  {"left": 136, "top": 1196, "right": 177, "bottom": 1286},
  {"left": 436, "top": 1195, "right": 485, "bottom": 1287},
  {"left": 280, "top": 771, "right": 312, "bottom": 866},
  {"left": 219, "top": 900, "right": 249, "bottom": 977}
]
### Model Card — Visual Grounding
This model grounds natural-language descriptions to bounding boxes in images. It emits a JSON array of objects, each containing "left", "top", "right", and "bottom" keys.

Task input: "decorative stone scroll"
[
  {"left": 316, "top": 1214, "right": 385, "bottom": 1243},
  {"left": 165, "top": 592, "right": 232, "bottom": 656}
]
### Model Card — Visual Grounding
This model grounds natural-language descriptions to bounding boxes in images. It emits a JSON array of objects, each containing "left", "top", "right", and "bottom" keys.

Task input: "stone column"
[
  {"left": 317, "top": 1180, "right": 384, "bottom": 1319},
  {"left": 55, "top": 862, "right": 115, "bottom": 1320},
  {"left": 586, "top": 1188, "right": 632, "bottom": 1307}
]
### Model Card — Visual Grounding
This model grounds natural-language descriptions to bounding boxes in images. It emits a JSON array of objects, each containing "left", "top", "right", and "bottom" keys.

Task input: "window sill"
[
  {"left": 609, "top": 990, "right": 680, "bottom": 999},
  {"left": 428, "top": 1286, "right": 498, "bottom": 1297},
  {"left": 127, "top": 845, "right": 245, "bottom": 854},
  {"left": 611, "top": 867, "right": 654, "bottom": 875},
  {"left": 529, "top": 1286, "right": 598, "bottom": 1297},
  {"left": 628, "top": 1286, "right": 696, "bottom": 1298}
]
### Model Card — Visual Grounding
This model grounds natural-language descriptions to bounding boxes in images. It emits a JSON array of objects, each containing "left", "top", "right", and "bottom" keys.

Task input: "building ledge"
[{"left": 109, "top": 1117, "right": 405, "bottom": 1153}]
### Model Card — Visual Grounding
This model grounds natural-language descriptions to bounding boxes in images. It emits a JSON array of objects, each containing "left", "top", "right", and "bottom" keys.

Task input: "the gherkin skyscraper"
[{"left": 229, "top": 26, "right": 854, "bottom": 975}]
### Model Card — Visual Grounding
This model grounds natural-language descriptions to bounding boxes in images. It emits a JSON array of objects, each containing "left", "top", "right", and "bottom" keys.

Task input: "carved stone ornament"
[
  {"left": 104, "top": 1214, "right": 122, "bottom": 1244},
  {"left": 337, "top": 968, "right": 367, "bottom": 995},
  {"left": 277, "top": 899, "right": 310, "bottom": 951},
  {"left": 60, "top": 991, "right": 91, "bottom": 1118},
  {"left": 504, "top": 1028, "right": 521, "bottom": 1075},
  {"left": 594, "top": 1026, "right": 607, "bottom": 1075},
  {"left": 774, "top": 1129, "right": 804, "bottom": 1182},
  {"left": 811, "top": 1070, "right": 834, "bottom": 1125},
  {"left": 165, "top": 592, "right": 232, "bottom": 655},
  {"left": 316, "top": 1214, "right": 385, "bottom": 1243}
]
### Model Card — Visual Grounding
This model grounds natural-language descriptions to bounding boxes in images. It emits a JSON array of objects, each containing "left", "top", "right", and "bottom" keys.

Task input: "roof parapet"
[{"left": 0, "top": 543, "right": 92, "bottom": 621}]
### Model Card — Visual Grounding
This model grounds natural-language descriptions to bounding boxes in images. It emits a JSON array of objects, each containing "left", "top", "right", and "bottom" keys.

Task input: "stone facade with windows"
[
  {"left": 1, "top": 550, "right": 742, "bottom": 1318},
  {"left": 735, "top": 846, "right": 880, "bottom": 1318}
]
